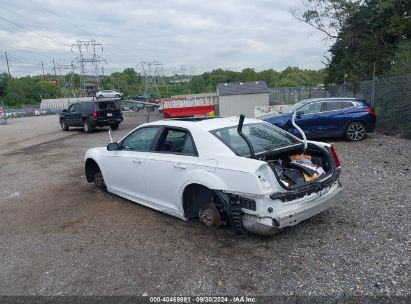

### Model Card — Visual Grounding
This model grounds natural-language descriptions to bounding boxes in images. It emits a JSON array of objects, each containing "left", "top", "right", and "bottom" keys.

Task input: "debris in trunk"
[{"left": 267, "top": 151, "right": 327, "bottom": 188}]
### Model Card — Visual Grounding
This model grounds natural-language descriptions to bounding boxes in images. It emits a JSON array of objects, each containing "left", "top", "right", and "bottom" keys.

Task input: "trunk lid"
[{"left": 95, "top": 101, "right": 122, "bottom": 119}]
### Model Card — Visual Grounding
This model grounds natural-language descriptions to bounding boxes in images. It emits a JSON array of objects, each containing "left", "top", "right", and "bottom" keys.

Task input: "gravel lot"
[{"left": 0, "top": 112, "right": 409, "bottom": 298}]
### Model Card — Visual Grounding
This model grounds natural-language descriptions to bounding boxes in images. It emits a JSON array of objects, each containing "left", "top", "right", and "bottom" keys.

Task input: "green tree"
[{"left": 295, "top": 0, "right": 411, "bottom": 84}]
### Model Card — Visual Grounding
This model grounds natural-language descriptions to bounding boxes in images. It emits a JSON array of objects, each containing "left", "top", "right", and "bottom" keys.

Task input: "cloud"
[{"left": 0, "top": 0, "right": 332, "bottom": 76}]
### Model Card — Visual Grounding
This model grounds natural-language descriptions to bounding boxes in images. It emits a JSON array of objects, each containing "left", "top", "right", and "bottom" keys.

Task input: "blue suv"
[{"left": 263, "top": 98, "right": 376, "bottom": 141}]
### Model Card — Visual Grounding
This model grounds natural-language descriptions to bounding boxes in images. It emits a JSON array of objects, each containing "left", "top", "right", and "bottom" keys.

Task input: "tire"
[
  {"left": 99, "top": 95, "right": 103, "bottom": 99},
  {"left": 115, "top": 94, "right": 120, "bottom": 98},
  {"left": 60, "top": 120, "right": 69, "bottom": 131},
  {"left": 111, "top": 124, "right": 119, "bottom": 130},
  {"left": 83, "top": 120, "right": 94, "bottom": 133},
  {"left": 345, "top": 121, "right": 366, "bottom": 141}
]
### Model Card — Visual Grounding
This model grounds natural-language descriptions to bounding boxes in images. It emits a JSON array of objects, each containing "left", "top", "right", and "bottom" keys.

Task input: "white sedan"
[
  {"left": 95, "top": 90, "right": 123, "bottom": 99},
  {"left": 84, "top": 116, "right": 343, "bottom": 235}
]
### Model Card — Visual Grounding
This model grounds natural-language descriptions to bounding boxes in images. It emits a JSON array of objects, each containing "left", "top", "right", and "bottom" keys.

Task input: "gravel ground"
[{"left": 0, "top": 112, "right": 409, "bottom": 298}]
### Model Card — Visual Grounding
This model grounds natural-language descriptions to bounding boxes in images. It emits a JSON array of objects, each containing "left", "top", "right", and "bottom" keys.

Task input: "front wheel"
[
  {"left": 115, "top": 94, "right": 120, "bottom": 98},
  {"left": 83, "top": 121, "right": 94, "bottom": 133},
  {"left": 99, "top": 95, "right": 103, "bottom": 99},
  {"left": 60, "top": 120, "right": 69, "bottom": 131},
  {"left": 345, "top": 122, "right": 366, "bottom": 141}
]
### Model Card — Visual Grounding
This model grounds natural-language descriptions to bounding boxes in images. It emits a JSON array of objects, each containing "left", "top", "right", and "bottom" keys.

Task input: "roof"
[
  {"left": 300, "top": 97, "right": 361, "bottom": 103},
  {"left": 217, "top": 81, "right": 269, "bottom": 96},
  {"left": 146, "top": 116, "right": 264, "bottom": 132}
]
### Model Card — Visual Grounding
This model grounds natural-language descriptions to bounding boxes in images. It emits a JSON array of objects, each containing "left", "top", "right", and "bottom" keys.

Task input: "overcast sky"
[{"left": 0, "top": 0, "right": 332, "bottom": 77}]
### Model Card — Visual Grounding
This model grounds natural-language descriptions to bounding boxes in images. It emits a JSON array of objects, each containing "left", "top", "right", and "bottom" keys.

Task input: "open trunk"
[{"left": 261, "top": 143, "right": 334, "bottom": 189}]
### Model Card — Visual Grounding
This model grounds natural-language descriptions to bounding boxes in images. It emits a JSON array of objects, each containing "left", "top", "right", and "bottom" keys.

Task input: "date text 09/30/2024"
[{"left": 149, "top": 296, "right": 257, "bottom": 303}]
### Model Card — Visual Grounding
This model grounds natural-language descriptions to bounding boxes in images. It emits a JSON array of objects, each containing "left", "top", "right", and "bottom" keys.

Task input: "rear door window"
[
  {"left": 300, "top": 102, "right": 322, "bottom": 114},
  {"left": 324, "top": 102, "right": 343, "bottom": 111},
  {"left": 155, "top": 128, "right": 198, "bottom": 156}
]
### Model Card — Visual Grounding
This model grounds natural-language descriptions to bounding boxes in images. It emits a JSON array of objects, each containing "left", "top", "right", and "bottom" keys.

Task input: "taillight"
[
  {"left": 366, "top": 108, "right": 376, "bottom": 115},
  {"left": 329, "top": 145, "right": 341, "bottom": 169},
  {"left": 91, "top": 110, "right": 97, "bottom": 119}
]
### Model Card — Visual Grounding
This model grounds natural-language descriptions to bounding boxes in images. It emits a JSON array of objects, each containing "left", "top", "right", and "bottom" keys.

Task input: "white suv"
[{"left": 96, "top": 90, "right": 123, "bottom": 99}]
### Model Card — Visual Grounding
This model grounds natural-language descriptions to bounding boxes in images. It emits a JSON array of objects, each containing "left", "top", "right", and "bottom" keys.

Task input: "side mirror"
[
  {"left": 62, "top": 109, "right": 67, "bottom": 113},
  {"left": 107, "top": 142, "right": 119, "bottom": 151}
]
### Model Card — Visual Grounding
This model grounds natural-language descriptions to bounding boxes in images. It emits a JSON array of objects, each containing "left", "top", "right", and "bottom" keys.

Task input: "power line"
[
  {"left": 24, "top": 0, "right": 142, "bottom": 64},
  {"left": 1, "top": 3, "right": 142, "bottom": 73},
  {"left": 28, "top": 0, "right": 95, "bottom": 37},
  {"left": 0, "top": 15, "right": 70, "bottom": 48}
]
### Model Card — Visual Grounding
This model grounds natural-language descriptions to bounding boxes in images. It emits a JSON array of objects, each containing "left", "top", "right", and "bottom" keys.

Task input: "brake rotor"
[{"left": 199, "top": 203, "right": 221, "bottom": 227}]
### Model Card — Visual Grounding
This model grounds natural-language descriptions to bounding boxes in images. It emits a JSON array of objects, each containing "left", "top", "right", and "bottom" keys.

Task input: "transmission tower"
[
  {"left": 71, "top": 40, "right": 106, "bottom": 96},
  {"left": 137, "top": 61, "right": 164, "bottom": 98},
  {"left": 56, "top": 63, "right": 77, "bottom": 96},
  {"left": 169, "top": 65, "right": 195, "bottom": 83}
]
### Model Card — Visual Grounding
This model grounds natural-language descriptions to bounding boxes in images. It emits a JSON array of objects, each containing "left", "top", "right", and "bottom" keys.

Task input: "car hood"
[{"left": 262, "top": 112, "right": 291, "bottom": 125}]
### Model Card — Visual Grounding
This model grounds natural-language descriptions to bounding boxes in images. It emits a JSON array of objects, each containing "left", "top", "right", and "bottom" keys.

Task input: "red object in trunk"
[{"left": 329, "top": 145, "right": 341, "bottom": 168}]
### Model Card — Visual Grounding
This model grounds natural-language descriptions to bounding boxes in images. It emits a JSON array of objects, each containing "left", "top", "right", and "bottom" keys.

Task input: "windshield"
[
  {"left": 282, "top": 101, "right": 305, "bottom": 113},
  {"left": 210, "top": 123, "right": 300, "bottom": 156}
]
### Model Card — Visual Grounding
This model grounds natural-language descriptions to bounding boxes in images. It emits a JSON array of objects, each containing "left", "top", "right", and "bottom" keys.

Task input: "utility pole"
[
  {"left": 4, "top": 52, "right": 11, "bottom": 77},
  {"left": 41, "top": 60, "right": 45, "bottom": 79},
  {"left": 52, "top": 59, "right": 57, "bottom": 80}
]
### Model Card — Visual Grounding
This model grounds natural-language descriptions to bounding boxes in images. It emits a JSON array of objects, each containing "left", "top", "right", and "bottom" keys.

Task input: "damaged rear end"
[
  {"left": 241, "top": 141, "right": 343, "bottom": 235},
  {"left": 211, "top": 115, "right": 343, "bottom": 236}
]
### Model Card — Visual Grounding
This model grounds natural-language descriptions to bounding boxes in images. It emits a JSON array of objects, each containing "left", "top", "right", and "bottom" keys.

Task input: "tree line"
[{"left": 0, "top": 67, "right": 325, "bottom": 107}]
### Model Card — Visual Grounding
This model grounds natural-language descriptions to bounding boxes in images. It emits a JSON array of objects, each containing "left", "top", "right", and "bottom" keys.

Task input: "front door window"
[{"left": 121, "top": 127, "right": 160, "bottom": 151}]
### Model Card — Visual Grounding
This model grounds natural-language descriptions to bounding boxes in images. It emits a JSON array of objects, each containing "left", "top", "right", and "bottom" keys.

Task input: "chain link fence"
[{"left": 269, "top": 72, "right": 411, "bottom": 139}]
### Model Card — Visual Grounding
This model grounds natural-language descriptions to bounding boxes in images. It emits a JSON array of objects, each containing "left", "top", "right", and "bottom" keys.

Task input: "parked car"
[
  {"left": 262, "top": 98, "right": 376, "bottom": 141},
  {"left": 132, "top": 102, "right": 145, "bottom": 111},
  {"left": 60, "top": 100, "right": 123, "bottom": 133},
  {"left": 129, "top": 95, "right": 159, "bottom": 112},
  {"left": 95, "top": 90, "right": 123, "bottom": 99},
  {"left": 6, "top": 109, "right": 24, "bottom": 118},
  {"left": 84, "top": 116, "right": 343, "bottom": 236}
]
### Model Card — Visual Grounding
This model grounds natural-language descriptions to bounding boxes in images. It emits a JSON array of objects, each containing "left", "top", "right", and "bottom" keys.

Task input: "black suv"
[{"left": 60, "top": 100, "right": 123, "bottom": 133}]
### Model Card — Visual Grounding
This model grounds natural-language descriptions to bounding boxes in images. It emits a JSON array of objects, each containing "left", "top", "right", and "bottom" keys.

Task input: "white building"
[
  {"left": 40, "top": 97, "right": 95, "bottom": 111},
  {"left": 216, "top": 81, "right": 269, "bottom": 117}
]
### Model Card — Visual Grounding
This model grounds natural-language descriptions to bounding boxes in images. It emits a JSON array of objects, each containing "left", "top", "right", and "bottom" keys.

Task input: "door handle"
[
  {"left": 132, "top": 159, "right": 144, "bottom": 164},
  {"left": 174, "top": 163, "right": 187, "bottom": 169}
]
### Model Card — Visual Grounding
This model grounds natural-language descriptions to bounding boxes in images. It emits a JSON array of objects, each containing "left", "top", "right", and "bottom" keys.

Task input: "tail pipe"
[{"left": 238, "top": 114, "right": 255, "bottom": 158}]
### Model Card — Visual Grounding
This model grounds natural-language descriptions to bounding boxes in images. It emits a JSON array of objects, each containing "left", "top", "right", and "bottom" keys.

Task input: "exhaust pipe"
[{"left": 237, "top": 114, "right": 255, "bottom": 158}]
